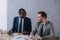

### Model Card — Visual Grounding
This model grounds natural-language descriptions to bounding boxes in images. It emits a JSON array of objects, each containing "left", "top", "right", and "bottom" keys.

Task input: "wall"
[{"left": 0, "top": 0, "right": 7, "bottom": 31}]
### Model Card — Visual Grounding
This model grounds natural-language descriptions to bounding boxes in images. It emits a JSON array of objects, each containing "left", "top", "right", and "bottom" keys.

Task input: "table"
[
  {"left": 0, "top": 34, "right": 59, "bottom": 40},
  {"left": 0, "top": 33, "right": 31, "bottom": 40},
  {"left": 0, "top": 34, "right": 12, "bottom": 40},
  {"left": 42, "top": 36, "right": 59, "bottom": 40}
]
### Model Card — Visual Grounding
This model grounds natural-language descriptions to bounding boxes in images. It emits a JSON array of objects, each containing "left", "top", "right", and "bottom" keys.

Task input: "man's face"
[
  {"left": 19, "top": 10, "right": 26, "bottom": 18},
  {"left": 37, "top": 14, "right": 43, "bottom": 22}
]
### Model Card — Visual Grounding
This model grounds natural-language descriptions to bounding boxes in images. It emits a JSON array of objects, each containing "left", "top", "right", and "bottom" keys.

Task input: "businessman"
[
  {"left": 8, "top": 8, "right": 32, "bottom": 35},
  {"left": 29, "top": 11, "right": 55, "bottom": 40}
]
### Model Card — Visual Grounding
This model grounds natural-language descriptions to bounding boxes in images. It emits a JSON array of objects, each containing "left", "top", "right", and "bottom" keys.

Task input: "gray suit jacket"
[{"left": 31, "top": 21, "right": 55, "bottom": 37}]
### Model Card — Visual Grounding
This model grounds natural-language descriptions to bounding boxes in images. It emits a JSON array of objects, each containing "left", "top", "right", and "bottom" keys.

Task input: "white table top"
[
  {"left": 0, "top": 33, "right": 59, "bottom": 40},
  {"left": 0, "top": 33, "right": 33, "bottom": 40}
]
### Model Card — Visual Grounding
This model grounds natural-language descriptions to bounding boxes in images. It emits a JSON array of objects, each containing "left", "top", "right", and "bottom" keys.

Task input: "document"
[{"left": 11, "top": 35, "right": 31, "bottom": 40}]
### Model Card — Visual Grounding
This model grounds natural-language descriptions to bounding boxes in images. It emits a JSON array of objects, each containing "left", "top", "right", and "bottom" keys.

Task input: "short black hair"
[
  {"left": 38, "top": 11, "right": 47, "bottom": 19},
  {"left": 19, "top": 8, "right": 26, "bottom": 15}
]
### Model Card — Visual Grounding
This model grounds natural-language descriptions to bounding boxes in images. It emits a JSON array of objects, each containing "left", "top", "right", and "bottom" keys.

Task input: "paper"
[{"left": 11, "top": 35, "right": 30, "bottom": 40}]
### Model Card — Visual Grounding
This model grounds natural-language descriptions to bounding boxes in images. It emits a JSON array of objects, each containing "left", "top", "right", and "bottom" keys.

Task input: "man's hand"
[
  {"left": 29, "top": 35, "right": 34, "bottom": 39},
  {"left": 20, "top": 31, "right": 28, "bottom": 35},
  {"left": 7, "top": 31, "right": 12, "bottom": 35},
  {"left": 36, "top": 35, "right": 42, "bottom": 40}
]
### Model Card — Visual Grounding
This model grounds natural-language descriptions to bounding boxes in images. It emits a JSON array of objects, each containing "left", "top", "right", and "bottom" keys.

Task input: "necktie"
[
  {"left": 40, "top": 24, "right": 44, "bottom": 37},
  {"left": 19, "top": 18, "right": 22, "bottom": 33}
]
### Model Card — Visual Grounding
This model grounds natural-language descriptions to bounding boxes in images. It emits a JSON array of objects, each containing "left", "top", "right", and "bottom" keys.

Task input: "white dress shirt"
[{"left": 18, "top": 17, "right": 24, "bottom": 33}]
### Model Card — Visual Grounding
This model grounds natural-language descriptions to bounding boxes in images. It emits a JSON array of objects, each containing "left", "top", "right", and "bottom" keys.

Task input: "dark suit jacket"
[{"left": 11, "top": 16, "right": 32, "bottom": 35}]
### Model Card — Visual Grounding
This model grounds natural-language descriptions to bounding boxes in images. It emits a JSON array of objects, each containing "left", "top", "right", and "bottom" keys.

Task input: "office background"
[
  {"left": 0, "top": 0, "right": 7, "bottom": 31},
  {"left": 7, "top": 0, "right": 60, "bottom": 37}
]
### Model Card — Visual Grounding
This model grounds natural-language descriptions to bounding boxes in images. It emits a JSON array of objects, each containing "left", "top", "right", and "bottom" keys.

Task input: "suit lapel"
[
  {"left": 44, "top": 21, "right": 50, "bottom": 36},
  {"left": 16, "top": 17, "right": 19, "bottom": 32},
  {"left": 17, "top": 17, "right": 19, "bottom": 25}
]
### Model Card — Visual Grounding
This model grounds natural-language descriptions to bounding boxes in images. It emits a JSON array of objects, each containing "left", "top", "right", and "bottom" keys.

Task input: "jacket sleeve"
[
  {"left": 50, "top": 22, "right": 55, "bottom": 36},
  {"left": 27, "top": 18, "right": 32, "bottom": 34},
  {"left": 10, "top": 17, "right": 16, "bottom": 33},
  {"left": 30, "top": 23, "right": 38, "bottom": 36}
]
